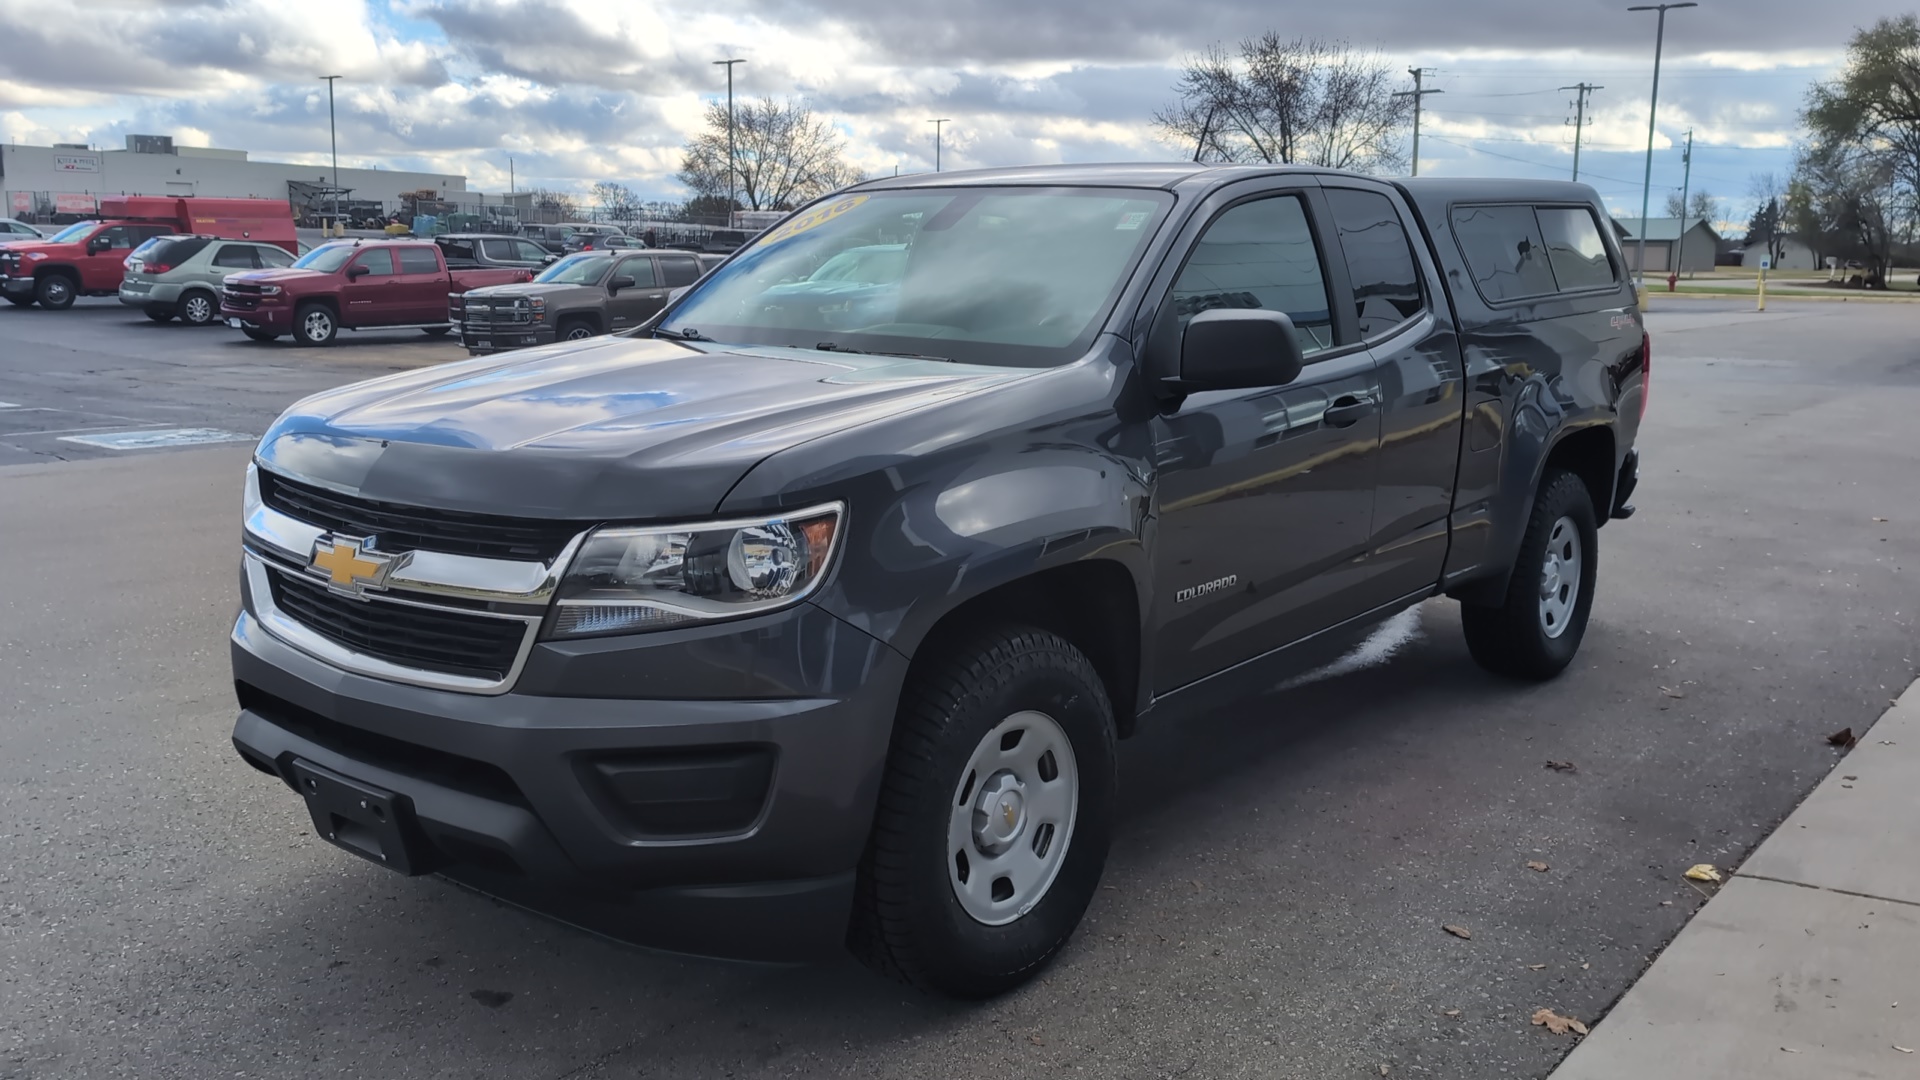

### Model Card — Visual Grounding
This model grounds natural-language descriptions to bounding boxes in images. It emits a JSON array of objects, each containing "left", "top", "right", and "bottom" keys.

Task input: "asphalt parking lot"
[{"left": 2, "top": 298, "right": 1916, "bottom": 1080}]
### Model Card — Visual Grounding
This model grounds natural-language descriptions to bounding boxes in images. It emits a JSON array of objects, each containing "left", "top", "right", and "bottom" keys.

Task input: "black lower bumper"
[
  {"left": 229, "top": 600, "right": 907, "bottom": 962},
  {"left": 1, "top": 276, "right": 34, "bottom": 298},
  {"left": 1612, "top": 449, "right": 1640, "bottom": 519},
  {"left": 459, "top": 325, "right": 554, "bottom": 354}
]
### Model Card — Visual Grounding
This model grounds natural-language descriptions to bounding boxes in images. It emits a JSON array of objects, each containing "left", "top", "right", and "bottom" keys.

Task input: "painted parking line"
[
  {"left": 0, "top": 401, "right": 19, "bottom": 409},
  {"left": 58, "top": 428, "right": 255, "bottom": 451}
]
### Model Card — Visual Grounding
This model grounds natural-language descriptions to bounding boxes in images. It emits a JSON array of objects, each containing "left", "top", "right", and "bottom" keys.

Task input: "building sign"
[
  {"left": 53, "top": 192, "right": 98, "bottom": 214},
  {"left": 53, "top": 153, "right": 99, "bottom": 173}
]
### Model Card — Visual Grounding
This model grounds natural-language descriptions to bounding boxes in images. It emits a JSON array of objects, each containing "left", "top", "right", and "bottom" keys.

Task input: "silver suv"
[{"left": 120, "top": 235, "right": 297, "bottom": 326}]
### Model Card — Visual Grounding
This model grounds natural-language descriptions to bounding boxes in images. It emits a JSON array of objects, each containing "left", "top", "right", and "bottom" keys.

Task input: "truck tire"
[
  {"left": 145, "top": 309, "right": 175, "bottom": 323},
  {"left": 4, "top": 296, "right": 31, "bottom": 308},
  {"left": 849, "top": 625, "right": 1116, "bottom": 998},
  {"left": 1460, "top": 468, "right": 1598, "bottom": 680},
  {"left": 242, "top": 329, "right": 279, "bottom": 343},
  {"left": 34, "top": 274, "right": 75, "bottom": 311},
  {"left": 421, "top": 326, "right": 451, "bottom": 338},
  {"left": 293, "top": 303, "right": 337, "bottom": 346},
  {"left": 176, "top": 289, "right": 217, "bottom": 327},
  {"left": 558, "top": 318, "right": 596, "bottom": 341}
]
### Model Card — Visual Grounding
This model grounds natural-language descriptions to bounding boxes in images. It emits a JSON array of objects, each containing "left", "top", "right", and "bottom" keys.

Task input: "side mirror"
[
  {"left": 1169, "top": 308, "right": 1306, "bottom": 393},
  {"left": 345, "top": 263, "right": 369, "bottom": 280},
  {"left": 88, "top": 236, "right": 112, "bottom": 254},
  {"left": 541, "top": 255, "right": 558, "bottom": 266},
  {"left": 608, "top": 275, "right": 635, "bottom": 293}
]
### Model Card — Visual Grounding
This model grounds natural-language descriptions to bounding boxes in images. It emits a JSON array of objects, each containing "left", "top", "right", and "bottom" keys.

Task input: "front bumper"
[
  {"left": 222, "top": 301, "right": 290, "bottom": 332},
  {"left": 1, "top": 276, "right": 33, "bottom": 298},
  {"left": 229, "top": 584, "right": 907, "bottom": 962},
  {"left": 459, "top": 324, "right": 555, "bottom": 355}
]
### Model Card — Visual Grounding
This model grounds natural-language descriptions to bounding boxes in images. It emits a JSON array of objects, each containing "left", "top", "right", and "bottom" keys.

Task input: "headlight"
[{"left": 547, "top": 503, "right": 843, "bottom": 638}]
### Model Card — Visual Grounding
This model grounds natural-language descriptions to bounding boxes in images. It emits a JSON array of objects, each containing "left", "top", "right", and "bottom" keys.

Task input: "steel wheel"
[
  {"left": 947, "top": 709, "right": 1079, "bottom": 926},
  {"left": 1537, "top": 515, "right": 1582, "bottom": 638}
]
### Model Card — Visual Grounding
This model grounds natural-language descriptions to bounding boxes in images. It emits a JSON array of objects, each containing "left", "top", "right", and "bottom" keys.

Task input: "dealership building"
[{"left": 1, "top": 135, "right": 488, "bottom": 223}]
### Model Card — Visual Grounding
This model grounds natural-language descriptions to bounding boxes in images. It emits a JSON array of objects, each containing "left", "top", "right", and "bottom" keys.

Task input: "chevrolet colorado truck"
[
  {"left": 230, "top": 164, "right": 1645, "bottom": 998},
  {"left": 220, "top": 239, "right": 531, "bottom": 345},
  {"left": 0, "top": 196, "right": 294, "bottom": 310}
]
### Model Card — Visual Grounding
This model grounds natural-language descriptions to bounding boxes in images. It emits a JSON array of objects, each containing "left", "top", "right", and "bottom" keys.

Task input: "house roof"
[{"left": 1614, "top": 216, "right": 1720, "bottom": 242}]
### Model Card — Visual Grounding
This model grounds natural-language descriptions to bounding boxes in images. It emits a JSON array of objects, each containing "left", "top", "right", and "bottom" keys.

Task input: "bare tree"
[
  {"left": 679, "top": 97, "right": 866, "bottom": 212},
  {"left": 1154, "top": 36, "right": 1412, "bottom": 173},
  {"left": 527, "top": 188, "right": 581, "bottom": 221},
  {"left": 591, "top": 181, "right": 640, "bottom": 222},
  {"left": 1663, "top": 189, "right": 1719, "bottom": 220}
]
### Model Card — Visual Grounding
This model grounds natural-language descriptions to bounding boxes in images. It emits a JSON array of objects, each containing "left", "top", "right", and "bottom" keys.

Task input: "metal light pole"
[
  {"left": 1393, "top": 69, "right": 1441, "bottom": 176},
  {"left": 1628, "top": 3, "right": 1696, "bottom": 299},
  {"left": 929, "top": 119, "right": 951, "bottom": 172},
  {"left": 320, "top": 75, "right": 342, "bottom": 234},
  {"left": 714, "top": 59, "right": 745, "bottom": 221}
]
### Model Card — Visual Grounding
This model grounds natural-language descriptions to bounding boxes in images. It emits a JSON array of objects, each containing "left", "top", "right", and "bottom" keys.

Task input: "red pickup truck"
[
  {"left": 220, "top": 239, "right": 531, "bottom": 346},
  {"left": 0, "top": 196, "right": 294, "bottom": 310}
]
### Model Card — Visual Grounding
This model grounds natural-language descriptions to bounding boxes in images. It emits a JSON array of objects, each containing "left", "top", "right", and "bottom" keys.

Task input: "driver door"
[{"left": 606, "top": 255, "right": 662, "bottom": 330}]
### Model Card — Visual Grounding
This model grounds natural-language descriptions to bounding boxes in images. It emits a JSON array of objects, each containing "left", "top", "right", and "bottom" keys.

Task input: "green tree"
[{"left": 1798, "top": 16, "right": 1920, "bottom": 283}]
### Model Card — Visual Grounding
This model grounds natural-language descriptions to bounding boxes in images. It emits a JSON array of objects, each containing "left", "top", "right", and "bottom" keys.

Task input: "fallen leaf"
[
  {"left": 1443, "top": 924, "right": 1473, "bottom": 940},
  {"left": 1190, "top": 879, "right": 1203, "bottom": 891},
  {"left": 1660, "top": 900, "right": 1674, "bottom": 906},
  {"left": 1546, "top": 760, "right": 1578, "bottom": 773},
  {"left": 1527, "top": 964, "right": 1547, "bottom": 971},
  {"left": 1685, "top": 864, "right": 1723, "bottom": 883},
  {"left": 1443, "top": 1009, "right": 1462, "bottom": 1018},
  {"left": 1843, "top": 775, "right": 1858, "bottom": 781},
  {"left": 1531, "top": 1008, "right": 1587, "bottom": 1036},
  {"left": 1895, "top": 1046, "right": 1914, "bottom": 1054},
  {"left": 1659, "top": 686, "right": 1687, "bottom": 699},
  {"left": 1782, "top": 1047, "right": 1800, "bottom": 1054},
  {"left": 1379, "top": 1066, "right": 1391, "bottom": 1076},
  {"left": 1527, "top": 860, "right": 1550, "bottom": 872},
  {"left": 1582, "top": 963, "right": 1591, "bottom": 970},
  {"left": 1873, "top": 517, "right": 1889, "bottom": 522},
  {"left": 1828, "top": 727, "right": 1859, "bottom": 749},
  {"left": 1028, "top": 1034, "right": 1045, "bottom": 1046}
]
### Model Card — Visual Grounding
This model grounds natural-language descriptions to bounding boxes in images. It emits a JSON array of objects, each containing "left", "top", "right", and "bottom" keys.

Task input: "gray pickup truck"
[
  {"left": 451, "top": 249, "right": 719, "bottom": 354},
  {"left": 230, "top": 164, "right": 1644, "bottom": 998}
]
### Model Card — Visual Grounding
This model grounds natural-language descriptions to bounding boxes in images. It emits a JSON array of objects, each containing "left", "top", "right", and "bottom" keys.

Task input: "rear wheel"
[
  {"left": 1461, "top": 469, "right": 1599, "bottom": 680},
  {"left": 242, "top": 329, "right": 278, "bottom": 343},
  {"left": 850, "top": 625, "right": 1116, "bottom": 998},
  {"left": 176, "top": 289, "right": 217, "bottom": 327},
  {"left": 145, "top": 309, "right": 175, "bottom": 323},
  {"left": 34, "top": 274, "right": 75, "bottom": 310},
  {"left": 293, "top": 304, "right": 336, "bottom": 346}
]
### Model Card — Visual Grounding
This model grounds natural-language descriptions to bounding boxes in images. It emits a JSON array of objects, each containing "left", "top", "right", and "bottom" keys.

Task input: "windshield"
[
  {"left": 535, "top": 253, "right": 613, "bottom": 285},
  {"left": 293, "top": 244, "right": 357, "bottom": 273},
  {"left": 47, "top": 221, "right": 97, "bottom": 243},
  {"left": 661, "top": 186, "right": 1173, "bottom": 367}
]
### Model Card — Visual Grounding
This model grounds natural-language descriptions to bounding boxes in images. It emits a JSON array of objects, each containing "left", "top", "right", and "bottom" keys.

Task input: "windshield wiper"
[
  {"left": 814, "top": 341, "right": 950, "bottom": 363},
  {"left": 653, "top": 326, "right": 709, "bottom": 342}
]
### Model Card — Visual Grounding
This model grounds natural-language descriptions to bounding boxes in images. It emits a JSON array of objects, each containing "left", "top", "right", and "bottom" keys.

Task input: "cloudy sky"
[{"left": 0, "top": 0, "right": 1908, "bottom": 228}]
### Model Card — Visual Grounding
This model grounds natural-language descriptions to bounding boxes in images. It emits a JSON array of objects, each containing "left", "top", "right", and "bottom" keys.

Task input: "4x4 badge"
[{"left": 307, "top": 535, "right": 408, "bottom": 599}]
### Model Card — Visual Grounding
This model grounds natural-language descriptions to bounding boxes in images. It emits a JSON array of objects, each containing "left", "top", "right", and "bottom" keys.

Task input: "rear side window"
[
  {"left": 397, "top": 247, "right": 440, "bottom": 274},
  {"left": 1535, "top": 207, "right": 1616, "bottom": 291},
  {"left": 213, "top": 244, "right": 257, "bottom": 269},
  {"left": 658, "top": 256, "right": 699, "bottom": 286},
  {"left": 1451, "top": 205, "right": 1557, "bottom": 302},
  {"left": 146, "top": 237, "right": 210, "bottom": 266},
  {"left": 1324, "top": 188, "right": 1424, "bottom": 337},
  {"left": 1172, "top": 194, "right": 1334, "bottom": 355}
]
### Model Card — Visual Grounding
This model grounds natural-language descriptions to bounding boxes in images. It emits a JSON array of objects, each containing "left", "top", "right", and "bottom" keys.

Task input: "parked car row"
[
  {"left": 0, "top": 196, "right": 298, "bottom": 310},
  {"left": 220, "top": 239, "right": 532, "bottom": 346}
]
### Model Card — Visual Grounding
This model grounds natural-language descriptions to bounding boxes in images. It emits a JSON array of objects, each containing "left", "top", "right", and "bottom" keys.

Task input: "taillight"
[
  {"left": 1640, "top": 330, "right": 1651, "bottom": 420},
  {"left": 143, "top": 263, "right": 173, "bottom": 274}
]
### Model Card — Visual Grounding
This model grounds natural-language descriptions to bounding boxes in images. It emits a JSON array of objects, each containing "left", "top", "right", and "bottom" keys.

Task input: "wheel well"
[
  {"left": 295, "top": 297, "right": 339, "bottom": 318},
  {"left": 1543, "top": 427, "right": 1614, "bottom": 524},
  {"left": 911, "top": 561, "right": 1142, "bottom": 737},
  {"left": 35, "top": 266, "right": 79, "bottom": 285},
  {"left": 557, "top": 313, "right": 600, "bottom": 334}
]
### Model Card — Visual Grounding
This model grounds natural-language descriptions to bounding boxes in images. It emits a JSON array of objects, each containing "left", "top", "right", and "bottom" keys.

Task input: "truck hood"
[
  {"left": 256, "top": 335, "right": 1035, "bottom": 522},
  {"left": 225, "top": 267, "right": 327, "bottom": 287},
  {"left": 461, "top": 281, "right": 580, "bottom": 301}
]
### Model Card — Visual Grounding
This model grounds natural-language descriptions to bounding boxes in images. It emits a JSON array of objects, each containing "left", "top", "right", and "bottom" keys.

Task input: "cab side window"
[
  {"left": 352, "top": 249, "right": 396, "bottom": 277},
  {"left": 95, "top": 226, "right": 135, "bottom": 250},
  {"left": 1450, "top": 205, "right": 1558, "bottom": 302},
  {"left": 1324, "top": 188, "right": 1424, "bottom": 337},
  {"left": 617, "top": 258, "right": 658, "bottom": 287},
  {"left": 1171, "top": 195, "right": 1335, "bottom": 355}
]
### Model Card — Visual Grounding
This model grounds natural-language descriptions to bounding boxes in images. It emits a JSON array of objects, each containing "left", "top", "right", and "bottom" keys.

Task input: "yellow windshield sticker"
[{"left": 757, "top": 195, "right": 869, "bottom": 246}]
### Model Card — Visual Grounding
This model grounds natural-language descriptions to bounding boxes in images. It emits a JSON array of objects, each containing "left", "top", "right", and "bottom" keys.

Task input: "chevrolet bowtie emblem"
[{"left": 308, "top": 535, "right": 406, "bottom": 599}]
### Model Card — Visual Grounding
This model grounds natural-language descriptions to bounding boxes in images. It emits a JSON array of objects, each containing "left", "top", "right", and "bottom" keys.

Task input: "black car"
[{"left": 230, "top": 164, "right": 1644, "bottom": 999}]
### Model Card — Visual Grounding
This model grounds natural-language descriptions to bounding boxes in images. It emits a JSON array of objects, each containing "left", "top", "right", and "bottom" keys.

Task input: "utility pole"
[
  {"left": 508, "top": 156, "right": 514, "bottom": 196},
  {"left": 320, "top": 75, "right": 342, "bottom": 235},
  {"left": 930, "top": 118, "right": 952, "bottom": 172},
  {"left": 1393, "top": 68, "right": 1442, "bottom": 176},
  {"left": 1192, "top": 102, "right": 1217, "bottom": 163},
  {"left": 1560, "top": 82, "right": 1604, "bottom": 181},
  {"left": 1628, "top": 2, "right": 1697, "bottom": 299},
  {"left": 713, "top": 58, "right": 745, "bottom": 220}
]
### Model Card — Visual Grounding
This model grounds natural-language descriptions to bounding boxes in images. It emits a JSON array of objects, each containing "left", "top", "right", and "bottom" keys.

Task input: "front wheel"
[
  {"left": 1461, "top": 469, "right": 1599, "bottom": 680},
  {"left": 293, "top": 304, "right": 336, "bottom": 346},
  {"left": 850, "top": 626, "right": 1116, "bottom": 998},
  {"left": 34, "top": 274, "right": 75, "bottom": 310},
  {"left": 3, "top": 296, "right": 31, "bottom": 308}
]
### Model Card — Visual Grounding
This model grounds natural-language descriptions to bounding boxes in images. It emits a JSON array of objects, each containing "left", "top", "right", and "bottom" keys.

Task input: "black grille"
[
  {"left": 266, "top": 567, "right": 528, "bottom": 681},
  {"left": 259, "top": 469, "right": 583, "bottom": 562}
]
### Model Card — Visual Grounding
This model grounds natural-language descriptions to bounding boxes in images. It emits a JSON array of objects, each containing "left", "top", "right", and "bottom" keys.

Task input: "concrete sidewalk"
[{"left": 1552, "top": 679, "right": 1920, "bottom": 1078}]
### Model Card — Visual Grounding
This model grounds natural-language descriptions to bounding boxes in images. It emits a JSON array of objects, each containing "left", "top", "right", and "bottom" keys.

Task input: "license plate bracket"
[{"left": 288, "top": 759, "right": 428, "bottom": 875}]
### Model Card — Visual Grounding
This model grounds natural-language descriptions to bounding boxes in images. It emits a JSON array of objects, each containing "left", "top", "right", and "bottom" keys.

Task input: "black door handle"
[{"left": 1323, "top": 394, "right": 1378, "bottom": 427}]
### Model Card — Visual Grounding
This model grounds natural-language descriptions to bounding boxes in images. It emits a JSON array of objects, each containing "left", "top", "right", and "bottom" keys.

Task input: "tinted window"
[
  {"left": 258, "top": 246, "right": 295, "bottom": 268},
  {"left": 397, "top": 247, "right": 440, "bottom": 274},
  {"left": 1451, "top": 205, "right": 1558, "bottom": 302},
  {"left": 145, "top": 237, "right": 210, "bottom": 266},
  {"left": 1325, "top": 188, "right": 1423, "bottom": 336},
  {"left": 1171, "top": 194, "right": 1334, "bottom": 355},
  {"left": 1536, "top": 207, "right": 1616, "bottom": 291},
  {"left": 213, "top": 244, "right": 257, "bottom": 269},
  {"left": 614, "top": 257, "right": 657, "bottom": 287},
  {"left": 96, "top": 225, "right": 135, "bottom": 250},
  {"left": 658, "top": 256, "right": 699, "bottom": 286},
  {"left": 480, "top": 239, "right": 516, "bottom": 260},
  {"left": 352, "top": 249, "right": 396, "bottom": 276},
  {"left": 515, "top": 240, "right": 547, "bottom": 262},
  {"left": 439, "top": 238, "right": 478, "bottom": 262}
]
